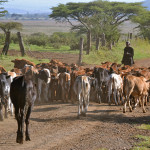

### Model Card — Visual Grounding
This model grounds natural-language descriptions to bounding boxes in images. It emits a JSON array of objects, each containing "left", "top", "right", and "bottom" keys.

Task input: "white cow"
[
  {"left": 74, "top": 76, "right": 91, "bottom": 118},
  {"left": 37, "top": 68, "right": 51, "bottom": 102},
  {"left": 7, "top": 71, "right": 17, "bottom": 116},
  {"left": 108, "top": 73, "right": 123, "bottom": 105}
]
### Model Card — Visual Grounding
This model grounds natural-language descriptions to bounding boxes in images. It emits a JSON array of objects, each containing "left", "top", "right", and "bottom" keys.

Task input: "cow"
[
  {"left": 10, "top": 65, "right": 50, "bottom": 144},
  {"left": 59, "top": 72, "right": 71, "bottom": 102},
  {"left": 74, "top": 76, "right": 91, "bottom": 118},
  {"left": 108, "top": 73, "right": 123, "bottom": 105},
  {"left": 49, "top": 73, "right": 60, "bottom": 101},
  {"left": 0, "top": 73, "right": 11, "bottom": 121},
  {"left": 93, "top": 67, "right": 110, "bottom": 103},
  {"left": 123, "top": 75, "right": 149, "bottom": 113},
  {"left": 36, "top": 68, "right": 51, "bottom": 102},
  {"left": 6, "top": 71, "right": 17, "bottom": 116}
]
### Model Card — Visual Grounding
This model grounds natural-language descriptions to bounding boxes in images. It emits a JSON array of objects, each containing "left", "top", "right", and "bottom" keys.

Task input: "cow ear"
[{"left": 6, "top": 75, "right": 11, "bottom": 79}]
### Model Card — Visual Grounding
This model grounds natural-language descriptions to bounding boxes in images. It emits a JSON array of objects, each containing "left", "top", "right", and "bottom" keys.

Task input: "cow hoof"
[
  {"left": 143, "top": 110, "right": 146, "bottom": 113},
  {"left": 82, "top": 113, "right": 86, "bottom": 117},
  {"left": 16, "top": 137, "right": 23, "bottom": 144},
  {"left": 26, "top": 136, "right": 31, "bottom": 141},
  {"left": 77, "top": 115, "right": 80, "bottom": 119},
  {"left": 123, "top": 108, "right": 126, "bottom": 113}
]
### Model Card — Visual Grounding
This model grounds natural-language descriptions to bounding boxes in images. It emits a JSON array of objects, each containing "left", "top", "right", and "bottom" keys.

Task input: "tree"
[
  {"left": 132, "top": 11, "right": 150, "bottom": 40},
  {"left": 50, "top": 0, "right": 146, "bottom": 53},
  {"left": 0, "top": 22, "right": 23, "bottom": 55},
  {"left": 0, "top": 0, "right": 8, "bottom": 17}
]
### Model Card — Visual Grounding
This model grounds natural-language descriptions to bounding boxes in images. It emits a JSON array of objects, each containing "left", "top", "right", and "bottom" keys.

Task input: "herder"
[{"left": 121, "top": 41, "right": 134, "bottom": 66}]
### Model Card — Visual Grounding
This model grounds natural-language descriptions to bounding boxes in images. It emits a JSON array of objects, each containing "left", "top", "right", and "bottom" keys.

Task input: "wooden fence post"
[
  {"left": 130, "top": 33, "right": 132, "bottom": 40},
  {"left": 2, "top": 31, "right": 10, "bottom": 55},
  {"left": 101, "top": 33, "right": 106, "bottom": 47},
  {"left": 96, "top": 37, "right": 100, "bottom": 50},
  {"left": 17, "top": 32, "right": 25, "bottom": 56},
  {"left": 79, "top": 37, "right": 84, "bottom": 65}
]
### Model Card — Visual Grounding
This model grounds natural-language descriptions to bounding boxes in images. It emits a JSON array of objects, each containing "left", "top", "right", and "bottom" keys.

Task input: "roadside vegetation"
[
  {"left": 132, "top": 124, "right": 150, "bottom": 150},
  {"left": 0, "top": 0, "right": 150, "bottom": 66}
]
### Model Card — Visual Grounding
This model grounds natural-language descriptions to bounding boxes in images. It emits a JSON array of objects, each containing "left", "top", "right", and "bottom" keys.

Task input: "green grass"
[
  {"left": 0, "top": 38, "right": 150, "bottom": 69},
  {"left": 0, "top": 43, "right": 80, "bottom": 54},
  {"left": 132, "top": 124, "right": 150, "bottom": 150},
  {"left": 83, "top": 39, "right": 150, "bottom": 65}
]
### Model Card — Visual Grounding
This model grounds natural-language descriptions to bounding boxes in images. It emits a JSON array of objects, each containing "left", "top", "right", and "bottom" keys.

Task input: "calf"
[
  {"left": 123, "top": 75, "right": 149, "bottom": 113},
  {"left": 74, "top": 76, "right": 91, "bottom": 117}
]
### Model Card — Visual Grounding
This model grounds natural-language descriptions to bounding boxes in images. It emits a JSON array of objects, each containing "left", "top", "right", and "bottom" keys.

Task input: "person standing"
[{"left": 121, "top": 41, "right": 134, "bottom": 66}]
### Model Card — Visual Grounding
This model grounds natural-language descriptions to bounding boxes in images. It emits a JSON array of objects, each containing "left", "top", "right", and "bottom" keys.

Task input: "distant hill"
[{"left": 143, "top": 0, "right": 150, "bottom": 10}]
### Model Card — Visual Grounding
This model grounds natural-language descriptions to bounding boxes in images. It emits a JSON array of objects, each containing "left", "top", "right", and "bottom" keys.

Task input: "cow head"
[{"left": 38, "top": 69, "right": 51, "bottom": 84}]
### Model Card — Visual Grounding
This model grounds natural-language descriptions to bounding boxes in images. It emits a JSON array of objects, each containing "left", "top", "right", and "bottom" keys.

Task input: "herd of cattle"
[{"left": 0, "top": 58, "right": 150, "bottom": 144}]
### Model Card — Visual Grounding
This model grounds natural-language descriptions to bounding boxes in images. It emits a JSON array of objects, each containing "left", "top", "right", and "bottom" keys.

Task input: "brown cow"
[
  {"left": 123, "top": 75, "right": 149, "bottom": 113},
  {"left": 59, "top": 72, "right": 71, "bottom": 102},
  {"left": 11, "top": 59, "right": 35, "bottom": 69}
]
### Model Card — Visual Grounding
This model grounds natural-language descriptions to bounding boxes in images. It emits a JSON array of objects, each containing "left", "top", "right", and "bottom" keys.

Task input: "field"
[
  {"left": 0, "top": 20, "right": 73, "bottom": 35},
  {"left": 0, "top": 19, "right": 150, "bottom": 150}
]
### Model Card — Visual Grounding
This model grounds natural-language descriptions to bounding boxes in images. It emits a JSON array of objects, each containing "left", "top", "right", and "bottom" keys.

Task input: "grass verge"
[{"left": 132, "top": 124, "right": 150, "bottom": 150}]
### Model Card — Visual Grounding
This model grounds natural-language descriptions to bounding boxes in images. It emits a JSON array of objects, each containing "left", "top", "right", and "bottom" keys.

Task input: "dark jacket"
[{"left": 122, "top": 47, "right": 134, "bottom": 66}]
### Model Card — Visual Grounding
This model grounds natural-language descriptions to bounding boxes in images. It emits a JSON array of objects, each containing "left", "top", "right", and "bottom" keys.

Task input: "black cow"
[
  {"left": 10, "top": 66, "right": 50, "bottom": 144},
  {"left": 93, "top": 67, "right": 110, "bottom": 103},
  {"left": 0, "top": 73, "right": 10, "bottom": 121}
]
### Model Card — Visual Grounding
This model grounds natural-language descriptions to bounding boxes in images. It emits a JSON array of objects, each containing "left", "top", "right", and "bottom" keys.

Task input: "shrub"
[{"left": 26, "top": 32, "right": 49, "bottom": 46}]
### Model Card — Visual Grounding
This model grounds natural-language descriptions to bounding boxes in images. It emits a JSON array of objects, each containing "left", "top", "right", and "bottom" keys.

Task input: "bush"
[
  {"left": 26, "top": 32, "right": 49, "bottom": 46},
  {"left": 0, "top": 33, "right": 5, "bottom": 44},
  {"left": 10, "top": 34, "right": 19, "bottom": 44}
]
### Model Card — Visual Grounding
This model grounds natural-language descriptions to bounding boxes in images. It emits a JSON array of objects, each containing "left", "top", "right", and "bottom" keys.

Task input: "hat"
[{"left": 126, "top": 41, "right": 130, "bottom": 45}]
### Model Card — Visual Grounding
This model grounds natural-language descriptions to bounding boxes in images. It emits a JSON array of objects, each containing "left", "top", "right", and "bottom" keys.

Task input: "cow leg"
[
  {"left": 84, "top": 95, "right": 89, "bottom": 116},
  {"left": 19, "top": 109, "right": 25, "bottom": 144},
  {"left": 123, "top": 96, "right": 128, "bottom": 113},
  {"left": 4, "top": 99, "right": 8, "bottom": 118},
  {"left": 128, "top": 97, "right": 132, "bottom": 112},
  {"left": 0, "top": 102, "right": 4, "bottom": 121},
  {"left": 141, "top": 96, "right": 146, "bottom": 113},
  {"left": 25, "top": 106, "right": 31, "bottom": 141},
  {"left": 120, "top": 92, "right": 124, "bottom": 105},
  {"left": 8, "top": 97, "right": 13, "bottom": 116},
  {"left": 117, "top": 91, "right": 120, "bottom": 105},
  {"left": 15, "top": 107, "right": 22, "bottom": 143},
  {"left": 113, "top": 89, "right": 118, "bottom": 105},
  {"left": 77, "top": 94, "right": 81, "bottom": 118}
]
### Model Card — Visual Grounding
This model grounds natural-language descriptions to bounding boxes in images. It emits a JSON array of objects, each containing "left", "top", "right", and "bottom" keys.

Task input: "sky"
[{"left": 2, "top": 0, "right": 145, "bottom": 14}]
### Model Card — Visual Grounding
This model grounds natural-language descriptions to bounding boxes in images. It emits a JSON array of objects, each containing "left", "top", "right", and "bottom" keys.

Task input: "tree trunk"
[
  {"left": 2, "top": 31, "right": 10, "bottom": 55},
  {"left": 96, "top": 37, "right": 100, "bottom": 50},
  {"left": 86, "top": 30, "right": 91, "bottom": 55},
  {"left": 130, "top": 33, "right": 132, "bottom": 40},
  {"left": 79, "top": 37, "right": 84, "bottom": 65},
  {"left": 108, "top": 42, "right": 112, "bottom": 50},
  {"left": 101, "top": 33, "right": 106, "bottom": 47},
  {"left": 17, "top": 32, "right": 25, "bottom": 56}
]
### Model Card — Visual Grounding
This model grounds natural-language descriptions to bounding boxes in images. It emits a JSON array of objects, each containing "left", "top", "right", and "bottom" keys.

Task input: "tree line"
[
  {"left": 0, "top": 0, "right": 150, "bottom": 55},
  {"left": 50, "top": 0, "right": 150, "bottom": 54}
]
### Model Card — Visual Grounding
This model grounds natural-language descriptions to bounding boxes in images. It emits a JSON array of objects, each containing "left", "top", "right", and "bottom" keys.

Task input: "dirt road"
[
  {"left": 0, "top": 102, "right": 150, "bottom": 150},
  {"left": 0, "top": 50, "right": 149, "bottom": 150}
]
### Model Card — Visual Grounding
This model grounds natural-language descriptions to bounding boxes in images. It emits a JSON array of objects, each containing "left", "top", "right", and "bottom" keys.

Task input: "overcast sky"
[{"left": 2, "top": 0, "right": 144, "bottom": 14}]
